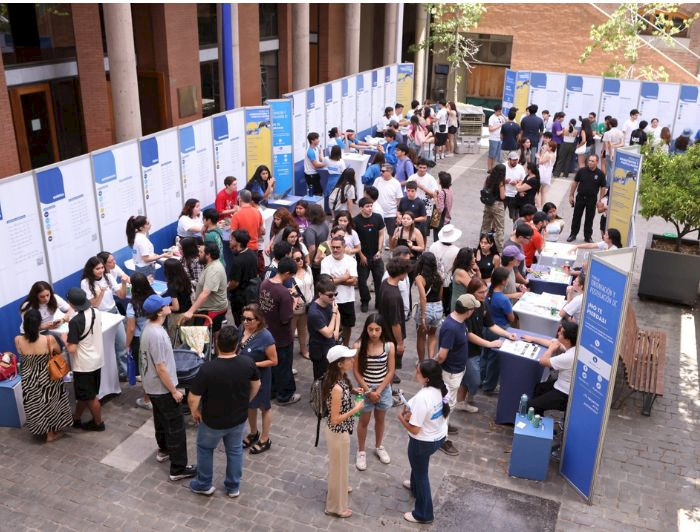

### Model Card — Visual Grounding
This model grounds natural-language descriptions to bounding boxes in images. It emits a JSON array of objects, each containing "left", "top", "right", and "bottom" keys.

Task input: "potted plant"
[{"left": 637, "top": 143, "right": 700, "bottom": 306}]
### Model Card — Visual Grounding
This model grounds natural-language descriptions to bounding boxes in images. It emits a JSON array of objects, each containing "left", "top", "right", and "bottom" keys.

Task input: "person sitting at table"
[
  {"left": 125, "top": 273, "right": 155, "bottom": 411},
  {"left": 345, "top": 129, "right": 371, "bottom": 152},
  {"left": 176, "top": 199, "right": 204, "bottom": 241},
  {"left": 19, "top": 281, "right": 73, "bottom": 337},
  {"left": 522, "top": 321, "right": 579, "bottom": 416},
  {"left": 245, "top": 165, "right": 275, "bottom": 204},
  {"left": 568, "top": 228, "right": 623, "bottom": 255},
  {"left": 542, "top": 202, "right": 566, "bottom": 242},
  {"left": 559, "top": 273, "right": 585, "bottom": 323},
  {"left": 126, "top": 216, "right": 168, "bottom": 276}
]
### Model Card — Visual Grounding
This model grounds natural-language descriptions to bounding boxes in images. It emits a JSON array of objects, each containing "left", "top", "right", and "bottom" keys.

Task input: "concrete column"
[
  {"left": 344, "top": 4, "right": 361, "bottom": 75},
  {"left": 292, "top": 3, "right": 310, "bottom": 90},
  {"left": 395, "top": 2, "right": 404, "bottom": 63},
  {"left": 383, "top": 4, "right": 397, "bottom": 66},
  {"left": 103, "top": 3, "right": 141, "bottom": 141},
  {"left": 413, "top": 4, "right": 428, "bottom": 102}
]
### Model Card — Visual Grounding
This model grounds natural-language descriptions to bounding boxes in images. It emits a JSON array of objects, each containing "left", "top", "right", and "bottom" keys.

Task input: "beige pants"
[
  {"left": 167, "top": 312, "right": 186, "bottom": 345},
  {"left": 325, "top": 425, "right": 350, "bottom": 515},
  {"left": 481, "top": 201, "right": 505, "bottom": 252},
  {"left": 291, "top": 313, "right": 308, "bottom": 355}
]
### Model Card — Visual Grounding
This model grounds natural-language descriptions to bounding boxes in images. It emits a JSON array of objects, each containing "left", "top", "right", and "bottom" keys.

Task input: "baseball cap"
[
  {"left": 503, "top": 245, "right": 525, "bottom": 261},
  {"left": 533, "top": 212, "right": 549, "bottom": 224},
  {"left": 327, "top": 345, "right": 357, "bottom": 364},
  {"left": 143, "top": 294, "right": 172, "bottom": 314},
  {"left": 392, "top": 245, "right": 411, "bottom": 258},
  {"left": 456, "top": 294, "right": 481, "bottom": 310},
  {"left": 66, "top": 287, "right": 90, "bottom": 311},
  {"left": 508, "top": 151, "right": 519, "bottom": 160}
]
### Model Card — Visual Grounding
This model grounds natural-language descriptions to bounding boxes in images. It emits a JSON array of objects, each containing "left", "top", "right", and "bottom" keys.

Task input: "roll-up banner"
[
  {"left": 563, "top": 75, "right": 603, "bottom": 125},
  {"left": 561, "top": 247, "right": 636, "bottom": 503},
  {"left": 179, "top": 117, "right": 216, "bottom": 208},
  {"left": 502, "top": 69, "right": 517, "bottom": 115},
  {"left": 599, "top": 79, "right": 641, "bottom": 126},
  {"left": 608, "top": 146, "right": 642, "bottom": 247},
  {"left": 212, "top": 108, "right": 247, "bottom": 191},
  {"left": 396, "top": 63, "right": 414, "bottom": 109},
  {"left": 244, "top": 106, "right": 273, "bottom": 181},
  {"left": 638, "top": 81, "right": 680, "bottom": 132},
  {"left": 673, "top": 85, "right": 700, "bottom": 138},
  {"left": 513, "top": 72, "right": 530, "bottom": 121},
  {"left": 528, "top": 72, "right": 566, "bottom": 119},
  {"left": 268, "top": 99, "right": 294, "bottom": 195},
  {"left": 324, "top": 82, "right": 342, "bottom": 147}
]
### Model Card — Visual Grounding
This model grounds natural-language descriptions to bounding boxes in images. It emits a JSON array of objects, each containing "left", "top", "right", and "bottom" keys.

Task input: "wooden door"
[
  {"left": 466, "top": 65, "right": 506, "bottom": 99},
  {"left": 9, "top": 83, "right": 60, "bottom": 171}
]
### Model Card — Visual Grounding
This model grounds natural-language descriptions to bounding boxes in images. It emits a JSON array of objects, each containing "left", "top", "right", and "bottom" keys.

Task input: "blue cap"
[{"left": 143, "top": 294, "right": 172, "bottom": 314}]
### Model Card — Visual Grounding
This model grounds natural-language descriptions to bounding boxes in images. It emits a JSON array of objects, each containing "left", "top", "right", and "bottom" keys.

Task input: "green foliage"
[
  {"left": 410, "top": 3, "right": 485, "bottom": 101},
  {"left": 639, "top": 143, "right": 700, "bottom": 248},
  {"left": 579, "top": 3, "right": 698, "bottom": 81}
]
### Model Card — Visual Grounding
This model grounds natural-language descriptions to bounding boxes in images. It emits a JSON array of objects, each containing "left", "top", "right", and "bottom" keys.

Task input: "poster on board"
[
  {"left": 599, "top": 79, "right": 641, "bottom": 125},
  {"left": 179, "top": 118, "right": 216, "bottom": 207},
  {"left": 638, "top": 82, "right": 680, "bottom": 131},
  {"left": 290, "top": 91, "right": 307, "bottom": 164},
  {"left": 341, "top": 77, "right": 357, "bottom": 133},
  {"left": 268, "top": 99, "right": 294, "bottom": 194},
  {"left": 140, "top": 128, "right": 182, "bottom": 233},
  {"left": 325, "top": 81, "right": 342, "bottom": 147},
  {"left": 513, "top": 71, "right": 530, "bottom": 121},
  {"left": 609, "top": 147, "right": 642, "bottom": 247},
  {"left": 306, "top": 87, "right": 325, "bottom": 149},
  {"left": 356, "top": 72, "right": 373, "bottom": 137},
  {"left": 528, "top": 72, "right": 566, "bottom": 118},
  {"left": 563, "top": 75, "right": 603, "bottom": 126},
  {"left": 396, "top": 63, "right": 414, "bottom": 109},
  {"left": 502, "top": 69, "right": 517, "bottom": 114},
  {"left": 384, "top": 64, "right": 397, "bottom": 109},
  {"left": 371, "top": 69, "right": 386, "bottom": 128},
  {"left": 36, "top": 156, "right": 101, "bottom": 283},
  {"left": 672, "top": 85, "right": 700, "bottom": 138},
  {"left": 212, "top": 109, "right": 247, "bottom": 191},
  {"left": 91, "top": 140, "right": 145, "bottom": 254},
  {"left": 244, "top": 107, "right": 273, "bottom": 180},
  {"left": 0, "top": 172, "right": 49, "bottom": 304}
]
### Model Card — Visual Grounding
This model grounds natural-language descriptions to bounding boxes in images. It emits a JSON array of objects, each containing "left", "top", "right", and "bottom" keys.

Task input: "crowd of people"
[{"left": 13, "top": 97, "right": 646, "bottom": 525}]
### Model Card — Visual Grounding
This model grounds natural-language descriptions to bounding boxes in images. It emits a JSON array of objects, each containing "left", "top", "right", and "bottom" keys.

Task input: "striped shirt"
[{"left": 362, "top": 342, "right": 390, "bottom": 386}]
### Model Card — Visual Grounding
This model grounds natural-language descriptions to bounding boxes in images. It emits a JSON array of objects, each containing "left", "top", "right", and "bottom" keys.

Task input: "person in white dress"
[{"left": 536, "top": 140, "right": 556, "bottom": 209}]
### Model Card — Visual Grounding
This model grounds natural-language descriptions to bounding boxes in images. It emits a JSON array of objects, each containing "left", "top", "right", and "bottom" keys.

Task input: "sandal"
[
  {"left": 243, "top": 431, "right": 259, "bottom": 449},
  {"left": 250, "top": 438, "right": 272, "bottom": 454},
  {"left": 300, "top": 352, "right": 310, "bottom": 360},
  {"left": 324, "top": 509, "right": 352, "bottom": 518}
]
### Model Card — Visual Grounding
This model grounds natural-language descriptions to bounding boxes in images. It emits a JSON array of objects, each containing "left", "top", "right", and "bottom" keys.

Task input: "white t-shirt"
[
  {"left": 407, "top": 172, "right": 438, "bottom": 201},
  {"left": 132, "top": 232, "right": 155, "bottom": 267},
  {"left": 562, "top": 294, "right": 583, "bottom": 322},
  {"left": 645, "top": 125, "right": 662, "bottom": 147},
  {"left": 429, "top": 241, "right": 459, "bottom": 287},
  {"left": 552, "top": 346, "right": 576, "bottom": 394},
  {"left": 326, "top": 158, "right": 346, "bottom": 176},
  {"left": 20, "top": 295, "right": 71, "bottom": 332},
  {"left": 372, "top": 177, "right": 404, "bottom": 218},
  {"left": 320, "top": 255, "right": 358, "bottom": 304},
  {"left": 622, "top": 118, "right": 638, "bottom": 145},
  {"left": 376, "top": 115, "right": 391, "bottom": 133},
  {"left": 488, "top": 113, "right": 505, "bottom": 141},
  {"left": 505, "top": 163, "right": 526, "bottom": 197},
  {"left": 372, "top": 202, "right": 385, "bottom": 218},
  {"left": 68, "top": 309, "right": 104, "bottom": 373},
  {"left": 177, "top": 214, "right": 203, "bottom": 238},
  {"left": 407, "top": 386, "right": 448, "bottom": 442},
  {"left": 436, "top": 107, "right": 448, "bottom": 129},
  {"left": 343, "top": 229, "right": 361, "bottom": 252},
  {"left": 382, "top": 270, "right": 410, "bottom": 318},
  {"left": 80, "top": 275, "right": 119, "bottom": 311}
]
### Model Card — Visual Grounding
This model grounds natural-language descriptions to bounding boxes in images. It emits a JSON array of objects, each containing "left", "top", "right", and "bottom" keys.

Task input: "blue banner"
[
  {"left": 502, "top": 69, "right": 516, "bottom": 113},
  {"left": 269, "top": 99, "right": 294, "bottom": 194}
]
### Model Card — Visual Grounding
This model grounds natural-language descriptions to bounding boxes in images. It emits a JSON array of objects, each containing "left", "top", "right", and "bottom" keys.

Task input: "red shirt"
[
  {"left": 215, "top": 188, "right": 238, "bottom": 219},
  {"left": 230, "top": 204, "right": 263, "bottom": 250},
  {"left": 524, "top": 222, "right": 544, "bottom": 267}
]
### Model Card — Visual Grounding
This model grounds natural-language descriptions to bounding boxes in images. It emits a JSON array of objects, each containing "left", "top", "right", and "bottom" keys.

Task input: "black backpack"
[
  {"left": 480, "top": 188, "right": 497, "bottom": 206},
  {"left": 309, "top": 374, "right": 328, "bottom": 447}
]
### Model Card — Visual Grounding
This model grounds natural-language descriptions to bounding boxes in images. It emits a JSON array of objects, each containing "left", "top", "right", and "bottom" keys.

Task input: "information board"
[
  {"left": 599, "top": 79, "right": 641, "bottom": 124},
  {"left": 563, "top": 75, "right": 603, "bottom": 125},
  {"left": 324, "top": 81, "right": 342, "bottom": 147},
  {"left": 0, "top": 172, "right": 49, "bottom": 303},
  {"left": 561, "top": 249, "right": 635, "bottom": 502},
  {"left": 396, "top": 63, "right": 414, "bottom": 108},
  {"left": 528, "top": 72, "right": 566, "bottom": 118},
  {"left": 244, "top": 106, "right": 273, "bottom": 180},
  {"left": 139, "top": 128, "right": 183, "bottom": 233},
  {"left": 502, "top": 69, "right": 517, "bottom": 114},
  {"left": 609, "top": 147, "right": 642, "bottom": 247},
  {"left": 356, "top": 72, "right": 373, "bottom": 136},
  {"left": 306, "top": 86, "right": 325, "bottom": 149},
  {"left": 638, "top": 82, "right": 680, "bottom": 131},
  {"left": 36, "top": 156, "right": 101, "bottom": 283},
  {"left": 212, "top": 109, "right": 247, "bottom": 191},
  {"left": 384, "top": 64, "right": 397, "bottom": 109},
  {"left": 673, "top": 85, "right": 700, "bottom": 138},
  {"left": 341, "top": 77, "right": 357, "bottom": 133},
  {"left": 268, "top": 99, "right": 294, "bottom": 194},
  {"left": 91, "top": 141, "right": 145, "bottom": 253},
  {"left": 371, "top": 69, "right": 386, "bottom": 128},
  {"left": 179, "top": 118, "right": 216, "bottom": 207}
]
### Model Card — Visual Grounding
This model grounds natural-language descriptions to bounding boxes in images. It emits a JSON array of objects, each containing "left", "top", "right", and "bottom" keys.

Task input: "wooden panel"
[{"left": 466, "top": 65, "right": 506, "bottom": 99}]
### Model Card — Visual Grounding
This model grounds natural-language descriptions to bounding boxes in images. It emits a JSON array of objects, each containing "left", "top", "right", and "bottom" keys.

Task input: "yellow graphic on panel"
[{"left": 244, "top": 109, "right": 273, "bottom": 181}]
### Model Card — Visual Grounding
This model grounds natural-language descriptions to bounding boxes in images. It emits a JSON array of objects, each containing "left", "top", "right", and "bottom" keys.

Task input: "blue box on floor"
[
  {"left": 509, "top": 413, "right": 553, "bottom": 481},
  {"left": 0, "top": 375, "right": 25, "bottom": 428}
]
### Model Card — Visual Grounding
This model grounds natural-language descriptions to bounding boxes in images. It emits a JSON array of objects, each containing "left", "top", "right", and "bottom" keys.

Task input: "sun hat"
[
  {"left": 143, "top": 294, "right": 173, "bottom": 314},
  {"left": 437, "top": 224, "right": 462, "bottom": 244},
  {"left": 66, "top": 287, "right": 90, "bottom": 312},
  {"left": 327, "top": 345, "right": 357, "bottom": 364}
]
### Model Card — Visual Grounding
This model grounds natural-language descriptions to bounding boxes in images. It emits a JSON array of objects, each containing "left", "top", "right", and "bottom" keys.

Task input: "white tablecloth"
[
  {"left": 513, "top": 292, "right": 567, "bottom": 338},
  {"left": 343, "top": 153, "right": 371, "bottom": 200},
  {"left": 538, "top": 242, "right": 577, "bottom": 268}
]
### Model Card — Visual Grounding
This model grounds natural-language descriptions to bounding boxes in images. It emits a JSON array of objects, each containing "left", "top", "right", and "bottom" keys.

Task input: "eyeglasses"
[
  {"left": 294, "top": 257, "right": 304, "bottom": 262},
  {"left": 242, "top": 316, "right": 256, "bottom": 322},
  {"left": 324, "top": 292, "right": 338, "bottom": 298}
]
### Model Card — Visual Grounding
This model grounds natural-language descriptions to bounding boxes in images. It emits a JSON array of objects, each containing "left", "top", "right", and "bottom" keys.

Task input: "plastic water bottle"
[
  {"left": 527, "top": 407, "right": 535, "bottom": 421},
  {"left": 533, "top": 414, "right": 542, "bottom": 428},
  {"left": 519, "top": 394, "right": 528, "bottom": 416},
  {"left": 354, "top": 394, "right": 364, "bottom": 417}
]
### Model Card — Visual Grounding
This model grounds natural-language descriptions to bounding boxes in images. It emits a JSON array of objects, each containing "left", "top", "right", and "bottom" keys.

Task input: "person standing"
[
  {"left": 394, "top": 144, "right": 415, "bottom": 183},
  {"left": 567, "top": 154, "right": 607, "bottom": 243},
  {"left": 308, "top": 276, "right": 342, "bottom": 380},
  {"left": 487, "top": 104, "right": 506, "bottom": 171},
  {"left": 353, "top": 198, "right": 386, "bottom": 313},
  {"left": 373, "top": 164, "right": 404, "bottom": 237},
  {"left": 434, "top": 100, "right": 449, "bottom": 160},
  {"left": 304, "top": 132, "right": 326, "bottom": 196},
  {"left": 126, "top": 216, "right": 167, "bottom": 276},
  {"left": 188, "top": 326, "right": 261, "bottom": 497},
  {"left": 259, "top": 257, "right": 301, "bottom": 405},
  {"left": 500, "top": 108, "right": 521, "bottom": 163},
  {"left": 202, "top": 209, "right": 226, "bottom": 268},
  {"left": 321, "top": 236, "right": 358, "bottom": 346},
  {"left": 480, "top": 165, "right": 507, "bottom": 251},
  {"left": 602, "top": 118, "right": 624, "bottom": 186},
  {"left": 139, "top": 294, "right": 196, "bottom": 481},
  {"left": 406, "top": 159, "right": 438, "bottom": 219},
  {"left": 429, "top": 224, "right": 461, "bottom": 315},
  {"left": 504, "top": 152, "right": 527, "bottom": 223},
  {"left": 226, "top": 230, "right": 260, "bottom": 326},
  {"left": 230, "top": 190, "right": 265, "bottom": 252},
  {"left": 622, "top": 109, "right": 640, "bottom": 146},
  {"left": 520, "top": 105, "right": 544, "bottom": 164},
  {"left": 379, "top": 259, "right": 411, "bottom": 370}
]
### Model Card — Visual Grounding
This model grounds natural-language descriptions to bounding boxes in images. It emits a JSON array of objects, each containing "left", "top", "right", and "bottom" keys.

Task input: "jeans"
[
  {"left": 569, "top": 194, "right": 597, "bottom": 241},
  {"left": 135, "top": 263, "right": 156, "bottom": 276},
  {"left": 357, "top": 256, "right": 385, "bottom": 307},
  {"left": 309, "top": 342, "right": 331, "bottom": 380},
  {"left": 107, "top": 306, "right": 128, "bottom": 377},
  {"left": 149, "top": 393, "right": 189, "bottom": 474},
  {"left": 407, "top": 436, "right": 445, "bottom": 522},
  {"left": 480, "top": 330, "right": 500, "bottom": 392},
  {"left": 190, "top": 420, "right": 246, "bottom": 494},
  {"left": 271, "top": 343, "right": 296, "bottom": 402},
  {"left": 461, "top": 355, "right": 482, "bottom": 396},
  {"left": 605, "top": 157, "right": 613, "bottom": 188}
]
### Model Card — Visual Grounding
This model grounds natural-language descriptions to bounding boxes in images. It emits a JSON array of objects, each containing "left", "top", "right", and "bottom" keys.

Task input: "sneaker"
[
  {"left": 136, "top": 397, "right": 153, "bottom": 410},
  {"left": 190, "top": 485, "right": 215, "bottom": 496},
  {"left": 402, "top": 479, "right": 412, "bottom": 490},
  {"left": 83, "top": 420, "right": 106, "bottom": 432},
  {"left": 355, "top": 451, "right": 367, "bottom": 471},
  {"left": 456, "top": 401, "right": 479, "bottom": 413},
  {"left": 440, "top": 440, "right": 459, "bottom": 456},
  {"left": 447, "top": 424, "right": 459, "bottom": 435},
  {"left": 392, "top": 397, "right": 403, "bottom": 408},
  {"left": 392, "top": 374, "right": 401, "bottom": 384},
  {"left": 277, "top": 393, "right": 301, "bottom": 406},
  {"left": 72, "top": 419, "right": 84, "bottom": 430},
  {"left": 227, "top": 489, "right": 240, "bottom": 498},
  {"left": 156, "top": 450, "right": 170, "bottom": 463},
  {"left": 360, "top": 303, "right": 369, "bottom": 313},
  {"left": 375, "top": 446, "right": 390, "bottom": 464},
  {"left": 169, "top": 465, "right": 197, "bottom": 481},
  {"left": 404, "top": 511, "right": 432, "bottom": 524}
]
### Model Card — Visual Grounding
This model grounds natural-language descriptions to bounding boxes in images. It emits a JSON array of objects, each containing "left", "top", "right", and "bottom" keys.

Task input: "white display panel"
[
  {"left": 563, "top": 75, "right": 603, "bottom": 124},
  {"left": 638, "top": 82, "right": 680, "bottom": 131},
  {"left": 35, "top": 156, "right": 101, "bottom": 282},
  {"left": 307, "top": 86, "right": 325, "bottom": 149},
  {"left": 91, "top": 140, "right": 145, "bottom": 253},
  {"left": 341, "top": 77, "right": 357, "bottom": 133},
  {"left": 212, "top": 109, "right": 247, "bottom": 191},
  {"left": 599, "top": 79, "right": 641, "bottom": 124},
  {"left": 371, "top": 68, "right": 386, "bottom": 128},
  {"left": 528, "top": 72, "right": 566, "bottom": 118},
  {"left": 356, "top": 72, "right": 373, "bottom": 135},
  {"left": 673, "top": 85, "right": 700, "bottom": 137},
  {"left": 0, "top": 172, "right": 50, "bottom": 302},
  {"left": 385, "top": 64, "right": 397, "bottom": 109},
  {"left": 291, "top": 91, "right": 307, "bottom": 164},
  {"left": 325, "top": 81, "right": 342, "bottom": 146},
  {"left": 179, "top": 118, "right": 216, "bottom": 207},
  {"left": 139, "top": 128, "right": 183, "bottom": 233}
]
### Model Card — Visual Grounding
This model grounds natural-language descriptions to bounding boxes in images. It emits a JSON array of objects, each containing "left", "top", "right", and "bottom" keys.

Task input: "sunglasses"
[
  {"left": 294, "top": 257, "right": 304, "bottom": 262},
  {"left": 242, "top": 316, "right": 256, "bottom": 322},
  {"left": 324, "top": 292, "right": 338, "bottom": 298}
]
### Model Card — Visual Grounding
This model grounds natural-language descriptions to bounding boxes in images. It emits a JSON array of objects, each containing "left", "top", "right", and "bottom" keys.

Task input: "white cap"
[{"left": 327, "top": 345, "right": 357, "bottom": 364}]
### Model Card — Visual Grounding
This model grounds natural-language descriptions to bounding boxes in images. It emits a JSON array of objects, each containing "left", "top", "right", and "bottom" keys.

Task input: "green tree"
[
  {"left": 411, "top": 3, "right": 485, "bottom": 102},
  {"left": 579, "top": 3, "right": 698, "bottom": 81}
]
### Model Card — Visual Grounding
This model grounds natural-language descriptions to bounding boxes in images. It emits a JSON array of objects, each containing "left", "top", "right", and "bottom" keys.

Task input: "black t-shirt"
[
  {"left": 466, "top": 304, "right": 494, "bottom": 357},
  {"left": 353, "top": 213, "right": 385, "bottom": 257},
  {"left": 398, "top": 197, "right": 427, "bottom": 219},
  {"left": 630, "top": 129, "right": 647, "bottom": 146},
  {"left": 518, "top": 175, "right": 540, "bottom": 206},
  {"left": 226, "top": 248, "right": 259, "bottom": 289},
  {"left": 307, "top": 301, "right": 335, "bottom": 357},
  {"left": 379, "top": 279, "right": 405, "bottom": 340},
  {"left": 500, "top": 121, "right": 521, "bottom": 151},
  {"left": 520, "top": 114, "right": 544, "bottom": 146},
  {"left": 166, "top": 283, "right": 193, "bottom": 313},
  {"left": 574, "top": 167, "right": 606, "bottom": 197},
  {"left": 190, "top": 356, "right": 260, "bottom": 429}
]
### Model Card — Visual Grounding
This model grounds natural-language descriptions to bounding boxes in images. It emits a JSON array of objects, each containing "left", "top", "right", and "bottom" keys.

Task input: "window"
[
  {"left": 640, "top": 10, "right": 691, "bottom": 38},
  {"left": 259, "top": 4, "right": 278, "bottom": 40},
  {"left": 200, "top": 60, "right": 219, "bottom": 117},
  {"left": 198, "top": 4, "right": 217, "bottom": 47},
  {"left": 260, "top": 50, "right": 278, "bottom": 103}
]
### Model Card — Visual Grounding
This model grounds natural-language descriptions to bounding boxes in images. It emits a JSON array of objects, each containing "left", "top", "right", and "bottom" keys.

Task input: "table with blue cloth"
[
  {"left": 527, "top": 264, "right": 572, "bottom": 296},
  {"left": 494, "top": 328, "right": 550, "bottom": 425}
]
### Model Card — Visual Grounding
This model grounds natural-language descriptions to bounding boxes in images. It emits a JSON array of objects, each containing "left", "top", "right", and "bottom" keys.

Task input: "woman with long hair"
[
  {"left": 516, "top": 161, "right": 540, "bottom": 210},
  {"left": 408, "top": 115, "right": 434, "bottom": 161},
  {"left": 536, "top": 140, "right": 556, "bottom": 208},
  {"left": 569, "top": 228, "right": 623, "bottom": 253},
  {"left": 124, "top": 273, "right": 155, "bottom": 410},
  {"left": 446, "top": 101, "right": 458, "bottom": 155},
  {"left": 352, "top": 314, "right": 395, "bottom": 471},
  {"left": 658, "top": 126, "right": 672, "bottom": 154},
  {"left": 517, "top": 137, "right": 532, "bottom": 166},
  {"left": 480, "top": 164, "right": 507, "bottom": 251},
  {"left": 245, "top": 165, "right": 275, "bottom": 203},
  {"left": 329, "top": 168, "right": 357, "bottom": 213},
  {"left": 281, "top": 226, "right": 309, "bottom": 263},
  {"left": 361, "top": 151, "right": 385, "bottom": 186},
  {"left": 293, "top": 200, "right": 310, "bottom": 235},
  {"left": 176, "top": 198, "right": 204, "bottom": 240},
  {"left": 577, "top": 117, "right": 595, "bottom": 168},
  {"left": 19, "top": 281, "right": 72, "bottom": 335},
  {"left": 390, "top": 211, "right": 425, "bottom": 267},
  {"left": 126, "top": 216, "right": 166, "bottom": 276},
  {"left": 450, "top": 247, "right": 479, "bottom": 311},
  {"left": 376, "top": 106, "right": 393, "bottom": 137},
  {"left": 431, "top": 171, "right": 453, "bottom": 241},
  {"left": 266, "top": 208, "right": 297, "bottom": 256},
  {"left": 322, "top": 345, "right": 364, "bottom": 518},
  {"left": 554, "top": 118, "right": 578, "bottom": 177},
  {"left": 398, "top": 359, "right": 449, "bottom": 524},
  {"left": 414, "top": 252, "right": 443, "bottom": 362},
  {"left": 291, "top": 248, "right": 314, "bottom": 360},
  {"left": 178, "top": 236, "right": 203, "bottom": 289},
  {"left": 482, "top": 267, "right": 515, "bottom": 393},
  {"left": 305, "top": 203, "right": 330, "bottom": 284},
  {"left": 474, "top": 232, "right": 501, "bottom": 281},
  {"left": 97, "top": 251, "right": 130, "bottom": 284},
  {"left": 333, "top": 211, "right": 361, "bottom": 256},
  {"left": 163, "top": 258, "right": 193, "bottom": 343},
  {"left": 15, "top": 309, "right": 73, "bottom": 442}
]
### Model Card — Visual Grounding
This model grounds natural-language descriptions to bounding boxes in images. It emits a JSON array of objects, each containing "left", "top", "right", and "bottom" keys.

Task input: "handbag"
[
  {"left": 574, "top": 145, "right": 586, "bottom": 155},
  {"left": 430, "top": 191, "right": 444, "bottom": 229},
  {"left": 0, "top": 352, "right": 18, "bottom": 381},
  {"left": 48, "top": 352, "right": 70, "bottom": 381}
]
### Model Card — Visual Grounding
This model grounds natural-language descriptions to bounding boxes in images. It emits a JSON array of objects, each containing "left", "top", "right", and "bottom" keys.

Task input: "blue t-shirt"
[
  {"left": 394, "top": 157, "right": 415, "bottom": 183},
  {"left": 384, "top": 141, "right": 398, "bottom": 165},
  {"left": 488, "top": 291, "right": 513, "bottom": 328},
  {"left": 237, "top": 328, "right": 275, "bottom": 365},
  {"left": 501, "top": 121, "right": 521, "bottom": 151},
  {"left": 438, "top": 315, "right": 469, "bottom": 374},
  {"left": 306, "top": 147, "right": 317, "bottom": 162},
  {"left": 362, "top": 163, "right": 382, "bottom": 185},
  {"left": 126, "top": 302, "right": 149, "bottom": 338},
  {"left": 335, "top": 137, "right": 347, "bottom": 150}
]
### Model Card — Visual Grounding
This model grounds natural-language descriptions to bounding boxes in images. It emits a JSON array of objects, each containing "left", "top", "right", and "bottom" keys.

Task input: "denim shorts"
[
  {"left": 362, "top": 385, "right": 393, "bottom": 412},
  {"left": 488, "top": 140, "right": 502, "bottom": 159},
  {"left": 414, "top": 301, "right": 443, "bottom": 328}
]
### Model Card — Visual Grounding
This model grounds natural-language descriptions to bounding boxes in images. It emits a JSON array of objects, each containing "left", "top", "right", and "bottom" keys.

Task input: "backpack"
[
  {"left": 480, "top": 187, "right": 496, "bottom": 206},
  {"left": 310, "top": 374, "right": 328, "bottom": 447},
  {"left": 242, "top": 275, "right": 261, "bottom": 304}
]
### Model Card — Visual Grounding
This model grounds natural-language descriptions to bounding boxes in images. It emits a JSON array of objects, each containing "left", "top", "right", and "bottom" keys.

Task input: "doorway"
[{"left": 9, "top": 83, "right": 60, "bottom": 171}]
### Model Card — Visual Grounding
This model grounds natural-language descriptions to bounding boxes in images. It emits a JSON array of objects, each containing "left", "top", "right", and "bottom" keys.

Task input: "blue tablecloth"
[{"left": 527, "top": 264, "right": 572, "bottom": 296}]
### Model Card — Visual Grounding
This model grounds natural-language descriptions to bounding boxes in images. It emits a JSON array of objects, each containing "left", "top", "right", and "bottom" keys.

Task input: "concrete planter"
[{"left": 638, "top": 233, "right": 700, "bottom": 306}]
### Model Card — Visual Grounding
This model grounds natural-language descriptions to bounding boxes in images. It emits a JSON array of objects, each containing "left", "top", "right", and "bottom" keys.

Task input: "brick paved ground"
[{"left": 1, "top": 151, "right": 698, "bottom": 531}]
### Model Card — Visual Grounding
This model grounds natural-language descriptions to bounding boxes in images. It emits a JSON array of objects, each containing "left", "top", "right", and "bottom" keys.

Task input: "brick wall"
[
  {"left": 0, "top": 53, "right": 20, "bottom": 179},
  {"left": 237, "top": 3, "right": 262, "bottom": 105},
  {"left": 318, "top": 5, "right": 346, "bottom": 83},
  {"left": 72, "top": 3, "right": 113, "bottom": 151}
]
